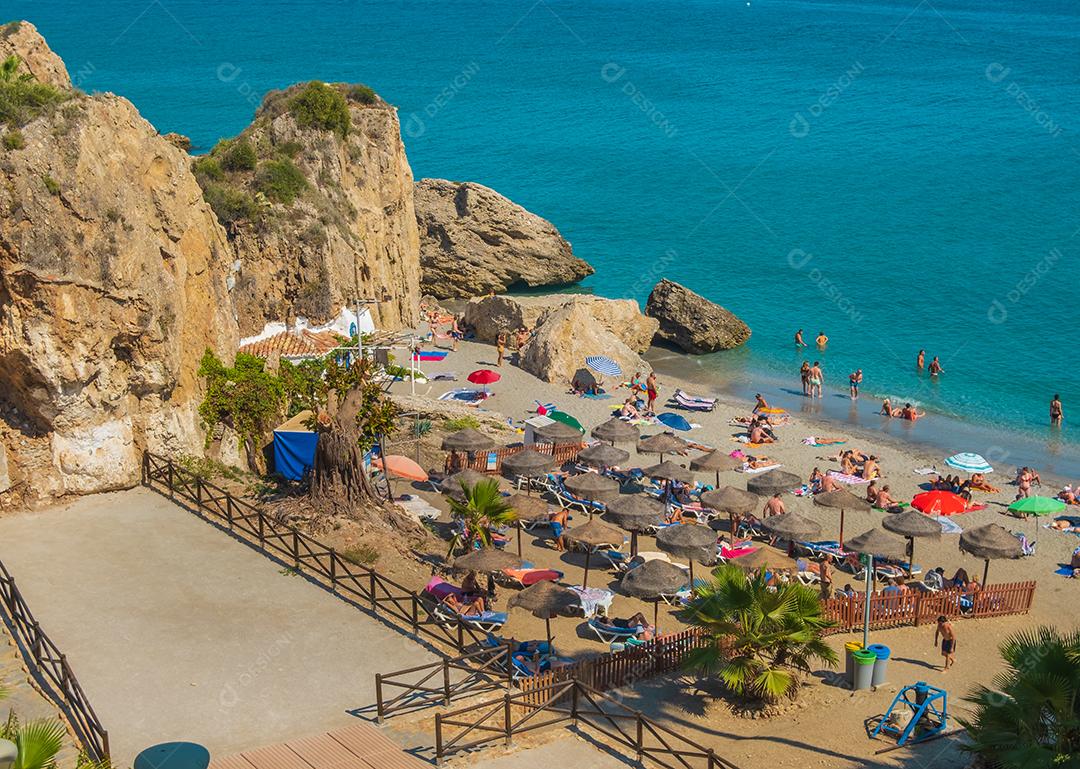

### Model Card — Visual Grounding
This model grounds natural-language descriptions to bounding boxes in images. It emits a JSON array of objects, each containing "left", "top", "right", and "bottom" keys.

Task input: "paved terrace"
[{"left": 0, "top": 488, "right": 436, "bottom": 766}]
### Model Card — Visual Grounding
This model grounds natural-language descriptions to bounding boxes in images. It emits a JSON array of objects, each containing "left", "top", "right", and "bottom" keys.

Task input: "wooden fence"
[
  {"left": 142, "top": 452, "right": 487, "bottom": 655},
  {"left": 435, "top": 678, "right": 740, "bottom": 768},
  {"left": 0, "top": 559, "right": 110, "bottom": 761},
  {"left": 445, "top": 443, "right": 584, "bottom": 474},
  {"left": 821, "top": 580, "right": 1036, "bottom": 634}
]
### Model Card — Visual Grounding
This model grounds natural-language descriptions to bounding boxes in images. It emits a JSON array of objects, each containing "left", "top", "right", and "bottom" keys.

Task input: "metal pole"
[
  {"left": 862, "top": 554, "right": 873, "bottom": 648},
  {"left": 356, "top": 298, "right": 363, "bottom": 362}
]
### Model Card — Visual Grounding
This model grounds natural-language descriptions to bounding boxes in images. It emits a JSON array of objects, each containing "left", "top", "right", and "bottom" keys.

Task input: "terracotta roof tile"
[{"left": 239, "top": 330, "right": 344, "bottom": 360}]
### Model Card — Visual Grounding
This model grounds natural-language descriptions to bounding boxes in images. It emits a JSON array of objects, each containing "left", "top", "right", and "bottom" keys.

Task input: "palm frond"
[{"left": 14, "top": 719, "right": 67, "bottom": 769}]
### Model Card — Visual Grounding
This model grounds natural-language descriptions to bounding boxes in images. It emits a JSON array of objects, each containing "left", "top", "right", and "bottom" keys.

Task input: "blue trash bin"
[{"left": 867, "top": 643, "right": 891, "bottom": 687}]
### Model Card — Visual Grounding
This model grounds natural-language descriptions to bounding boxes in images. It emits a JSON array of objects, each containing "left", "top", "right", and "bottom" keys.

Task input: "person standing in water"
[
  {"left": 928, "top": 356, "right": 944, "bottom": 376},
  {"left": 816, "top": 331, "right": 828, "bottom": 348},
  {"left": 794, "top": 329, "right": 807, "bottom": 347},
  {"left": 809, "top": 361, "right": 823, "bottom": 399},
  {"left": 1051, "top": 394, "right": 1063, "bottom": 426},
  {"left": 917, "top": 349, "right": 925, "bottom": 369},
  {"left": 800, "top": 361, "right": 811, "bottom": 396},
  {"left": 848, "top": 369, "right": 862, "bottom": 400}
]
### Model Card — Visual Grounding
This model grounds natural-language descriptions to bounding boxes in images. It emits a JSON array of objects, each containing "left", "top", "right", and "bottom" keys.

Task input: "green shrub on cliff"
[
  {"left": 289, "top": 81, "right": 350, "bottom": 137},
  {"left": 2, "top": 128, "right": 24, "bottom": 149},
  {"left": 202, "top": 182, "right": 260, "bottom": 226},
  {"left": 219, "top": 138, "right": 257, "bottom": 172},
  {"left": 0, "top": 54, "right": 68, "bottom": 128},
  {"left": 192, "top": 155, "right": 223, "bottom": 182},
  {"left": 347, "top": 84, "right": 376, "bottom": 105},
  {"left": 256, "top": 158, "right": 307, "bottom": 204}
]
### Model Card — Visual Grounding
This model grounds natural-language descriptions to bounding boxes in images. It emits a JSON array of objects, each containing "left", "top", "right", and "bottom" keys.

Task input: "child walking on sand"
[{"left": 935, "top": 615, "right": 957, "bottom": 671}]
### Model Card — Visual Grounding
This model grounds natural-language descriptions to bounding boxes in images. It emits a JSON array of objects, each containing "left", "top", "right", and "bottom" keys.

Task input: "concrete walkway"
[{"left": 0, "top": 488, "right": 436, "bottom": 766}]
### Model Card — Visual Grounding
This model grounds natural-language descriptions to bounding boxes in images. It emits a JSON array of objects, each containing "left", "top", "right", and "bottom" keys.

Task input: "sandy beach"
[{"left": 376, "top": 334, "right": 1080, "bottom": 768}]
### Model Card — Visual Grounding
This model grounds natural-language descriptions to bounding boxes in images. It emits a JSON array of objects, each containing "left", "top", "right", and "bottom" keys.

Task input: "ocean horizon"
[{"left": 14, "top": 0, "right": 1079, "bottom": 469}]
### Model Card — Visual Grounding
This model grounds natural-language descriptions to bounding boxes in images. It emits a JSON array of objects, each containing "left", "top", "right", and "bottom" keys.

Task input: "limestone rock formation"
[
  {"left": 0, "top": 40, "right": 239, "bottom": 501},
  {"left": 0, "top": 22, "right": 71, "bottom": 89},
  {"left": 415, "top": 179, "right": 593, "bottom": 298},
  {"left": 463, "top": 294, "right": 657, "bottom": 352},
  {"left": 520, "top": 301, "right": 650, "bottom": 385},
  {"left": 645, "top": 279, "right": 750, "bottom": 353},
  {"left": 193, "top": 83, "right": 420, "bottom": 336}
]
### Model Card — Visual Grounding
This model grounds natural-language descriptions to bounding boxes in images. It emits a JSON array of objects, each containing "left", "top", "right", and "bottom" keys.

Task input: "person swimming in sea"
[
  {"left": 816, "top": 331, "right": 828, "bottom": 348},
  {"left": 794, "top": 329, "right": 807, "bottom": 347},
  {"left": 928, "top": 356, "right": 944, "bottom": 376},
  {"left": 917, "top": 349, "right": 925, "bottom": 369}
]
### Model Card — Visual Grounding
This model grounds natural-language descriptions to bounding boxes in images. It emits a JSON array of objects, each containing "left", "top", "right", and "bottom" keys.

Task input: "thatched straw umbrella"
[
  {"left": 505, "top": 494, "right": 550, "bottom": 556},
  {"left": 813, "top": 489, "right": 872, "bottom": 549},
  {"left": 563, "top": 472, "right": 619, "bottom": 513},
  {"left": 578, "top": 444, "right": 630, "bottom": 468},
  {"left": 643, "top": 461, "right": 693, "bottom": 483},
  {"left": 565, "top": 519, "right": 624, "bottom": 588},
  {"left": 844, "top": 527, "right": 908, "bottom": 646},
  {"left": 746, "top": 469, "right": 803, "bottom": 497},
  {"left": 732, "top": 545, "right": 797, "bottom": 574},
  {"left": 637, "top": 432, "right": 688, "bottom": 462},
  {"left": 500, "top": 449, "right": 556, "bottom": 493},
  {"left": 508, "top": 581, "right": 581, "bottom": 646},
  {"left": 451, "top": 547, "right": 524, "bottom": 573},
  {"left": 960, "top": 523, "right": 1022, "bottom": 586},
  {"left": 656, "top": 524, "right": 716, "bottom": 583},
  {"left": 761, "top": 512, "right": 822, "bottom": 542},
  {"left": 442, "top": 428, "right": 495, "bottom": 453},
  {"left": 690, "top": 450, "right": 742, "bottom": 487},
  {"left": 591, "top": 417, "right": 640, "bottom": 445},
  {"left": 441, "top": 469, "right": 498, "bottom": 501},
  {"left": 620, "top": 559, "right": 689, "bottom": 629},
  {"left": 882, "top": 510, "right": 941, "bottom": 578},
  {"left": 534, "top": 421, "right": 583, "bottom": 445},
  {"left": 700, "top": 486, "right": 761, "bottom": 547},
  {"left": 604, "top": 495, "right": 665, "bottom": 556}
]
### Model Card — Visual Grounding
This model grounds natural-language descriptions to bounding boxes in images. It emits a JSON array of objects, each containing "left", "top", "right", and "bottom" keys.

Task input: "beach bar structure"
[{"left": 272, "top": 410, "right": 318, "bottom": 481}]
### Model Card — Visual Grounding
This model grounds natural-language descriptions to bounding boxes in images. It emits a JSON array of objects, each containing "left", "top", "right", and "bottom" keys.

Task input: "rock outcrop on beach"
[
  {"left": 194, "top": 83, "right": 421, "bottom": 336},
  {"left": 463, "top": 294, "right": 657, "bottom": 351},
  {"left": 414, "top": 179, "right": 593, "bottom": 299},
  {"left": 645, "top": 279, "right": 750, "bottom": 353},
  {"left": 0, "top": 25, "right": 239, "bottom": 503},
  {"left": 520, "top": 301, "right": 652, "bottom": 385}
]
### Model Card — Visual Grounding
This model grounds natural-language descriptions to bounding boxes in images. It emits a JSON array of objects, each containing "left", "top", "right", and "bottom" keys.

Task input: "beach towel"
[
  {"left": 826, "top": 471, "right": 871, "bottom": 485},
  {"left": 1054, "top": 566, "right": 1075, "bottom": 577},
  {"left": 740, "top": 463, "right": 782, "bottom": 475},
  {"left": 802, "top": 437, "right": 846, "bottom": 446},
  {"left": 534, "top": 401, "right": 556, "bottom": 415},
  {"left": 934, "top": 516, "right": 963, "bottom": 535},
  {"left": 581, "top": 392, "right": 611, "bottom": 400},
  {"left": 431, "top": 372, "right": 457, "bottom": 381},
  {"left": 412, "top": 350, "right": 448, "bottom": 361},
  {"left": 913, "top": 467, "right": 938, "bottom": 476},
  {"left": 439, "top": 388, "right": 489, "bottom": 404}
]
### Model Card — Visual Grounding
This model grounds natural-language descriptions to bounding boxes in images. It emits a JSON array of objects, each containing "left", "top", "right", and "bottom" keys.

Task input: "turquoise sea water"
[{"left": 13, "top": 0, "right": 1080, "bottom": 462}]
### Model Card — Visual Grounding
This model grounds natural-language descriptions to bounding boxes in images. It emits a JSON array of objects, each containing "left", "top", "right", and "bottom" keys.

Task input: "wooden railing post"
[
  {"left": 141, "top": 452, "right": 148, "bottom": 485},
  {"left": 292, "top": 530, "right": 300, "bottom": 569},
  {"left": 443, "top": 658, "right": 452, "bottom": 706},
  {"left": 195, "top": 477, "right": 202, "bottom": 511},
  {"left": 635, "top": 711, "right": 644, "bottom": 760},
  {"left": 456, "top": 620, "right": 464, "bottom": 652},
  {"left": 505, "top": 641, "right": 515, "bottom": 688},
  {"left": 707, "top": 748, "right": 716, "bottom": 768},
  {"left": 166, "top": 460, "right": 175, "bottom": 498},
  {"left": 571, "top": 681, "right": 579, "bottom": 725},
  {"left": 503, "top": 692, "right": 513, "bottom": 746},
  {"left": 435, "top": 713, "right": 444, "bottom": 766},
  {"left": 329, "top": 550, "right": 337, "bottom": 593},
  {"left": 225, "top": 494, "right": 234, "bottom": 530},
  {"left": 914, "top": 591, "right": 923, "bottom": 626},
  {"left": 369, "top": 572, "right": 377, "bottom": 611},
  {"left": 410, "top": 592, "right": 419, "bottom": 634},
  {"left": 375, "top": 673, "right": 385, "bottom": 723},
  {"left": 257, "top": 512, "right": 265, "bottom": 548}
]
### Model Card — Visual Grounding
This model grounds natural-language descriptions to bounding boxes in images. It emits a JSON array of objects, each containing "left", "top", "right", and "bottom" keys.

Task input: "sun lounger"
[
  {"left": 424, "top": 578, "right": 507, "bottom": 631},
  {"left": 740, "top": 463, "right": 782, "bottom": 475},
  {"left": 546, "top": 473, "right": 607, "bottom": 514},
  {"left": 794, "top": 540, "right": 851, "bottom": 561},
  {"left": 718, "top": 542, "right": 757, "bottom": 562},
  {"left": 671, "top": 390, "right": 716, "bottom": 412},
  {"left": 596, "top": 549, "right": 630, "bottom": 572},
  {"left": 587, "top": 617, "right": 648, "bottom": 643},
  {"left": 673, "top": 388, "right": 716, "bottom": 406},
  {"left": 570, "top": 586, "right": 614, "bottom": 618}
]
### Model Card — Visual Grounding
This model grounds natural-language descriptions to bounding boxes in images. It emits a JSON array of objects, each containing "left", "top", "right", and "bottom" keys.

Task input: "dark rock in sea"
[{"left": 645, "top": 279, "right": 750, "bottom": 354}]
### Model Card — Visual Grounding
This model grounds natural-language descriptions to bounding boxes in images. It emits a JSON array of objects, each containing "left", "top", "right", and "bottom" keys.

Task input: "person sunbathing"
[
  {"left": 612, "top": 613, "right": 655, "bottom": 640},
  {"left": 874, "top": 485, "right": 899, "bottom": 510},
  {"left": 745, "top": 456, "right": 774, "bottom": 470},
  {"left": 619, "top": 398, "right": 640, "bottom": 419},
  {"left": 949, "top": 568, "right": 970, "bottom": 590},
  {"left": 969, "top": 474, "right": 999, "bottom": 493},
  {"left": 1059, "top": 486, "right": 1078, "bottom": 505},
  {"left": 861, "top": 455, "right": 880, "bottom": 480},
  {"left": 819, "top": 473, "right": 841, "bottom": 493},
  {"left": 442, "top": 592, "right": 485, "bottom": 617},
  {"left": 840, "top": 452, "right": 858, "bottom": 476},
  {"left": 865, "top": 480, "right": 879, "bottom": 504},
  {"left": 808, "top": 467, "right": 825, "bottom": 493},
  {"left": 749, "top": 425, "right": 774, "bottom": 444}
]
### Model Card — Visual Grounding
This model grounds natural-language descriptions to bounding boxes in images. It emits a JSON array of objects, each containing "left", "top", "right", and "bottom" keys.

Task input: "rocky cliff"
[
  {"left": 0, "top": 26, "right": 239, "bottom": 502},
  {"left": 414, "top": 179, "right": 593, "bottom": 298},
  {"left": 195, "top": 82, "right": 421, "bottom": 336}
]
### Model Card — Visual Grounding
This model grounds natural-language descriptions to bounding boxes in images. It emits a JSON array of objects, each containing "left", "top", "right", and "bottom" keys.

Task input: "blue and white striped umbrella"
[
  {"left": 945, "top": 453, "right": 993, "bottom": 474},
  {"left": 585, "top": 356, "right": 622, "bottom": 377}
]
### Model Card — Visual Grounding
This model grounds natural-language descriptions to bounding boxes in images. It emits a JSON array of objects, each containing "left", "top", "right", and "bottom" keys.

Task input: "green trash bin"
[
  {"left": 844, "top": 641, "right": 863, "bottom": 686},
  {"left": 852, "top": 649, "right": 876, "bottom": 691}
]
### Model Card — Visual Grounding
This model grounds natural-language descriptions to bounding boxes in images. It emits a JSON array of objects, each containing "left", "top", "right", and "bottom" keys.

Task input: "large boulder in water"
[
  {"left": 415, "top": 179, "right": 594, "bottom": 298},
  {"left": 520, "top": 300, "right": 653, "bottom": 384},
  {"left": 645, "top": 279, "right": 750, "bottom": 353},
  {"left": 463, "top": 294, "right": 657, "bottom": 352}
]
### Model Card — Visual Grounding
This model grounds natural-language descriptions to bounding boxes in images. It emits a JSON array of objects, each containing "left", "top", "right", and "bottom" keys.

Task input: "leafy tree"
[
  {"left": 197, "top": 350, "right": 284, "bottom": 452},
  {"left": 289, "top": 81, "right": 350, "bottom": 137},
  {"left": 959, "top": 626, "right": 1080, "bottom": 768},
  {"left": 677, "top": 564, "right": 837, "bottom": 701},
  {"left": 446, "top": 479, "right": 517, "bottom": 556},
  {"left": 279, "top": 358, "right": 327, "bottom": 417}
]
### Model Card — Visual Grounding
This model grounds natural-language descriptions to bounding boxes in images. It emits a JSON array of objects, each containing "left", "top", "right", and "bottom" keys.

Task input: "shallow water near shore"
[{"left": 15, "top": 0, "right": 1079, "bottom": 451}]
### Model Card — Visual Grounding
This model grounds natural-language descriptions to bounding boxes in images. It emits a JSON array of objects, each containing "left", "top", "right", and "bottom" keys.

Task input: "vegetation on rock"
[
  {"left": 0, "top": 53, "right": 68, "bottom": 129},
  {"left": 290, "top": 81, "right": 350, "bottom": 137},
  {"left": 198, "top": 350, "right": 285, "bottom": 452},
  {"left": 219, "top": 138, "right": 257, "bottom": 172},
  {"left": 256, "top": 158, "right": 307, "bottom": 204}
]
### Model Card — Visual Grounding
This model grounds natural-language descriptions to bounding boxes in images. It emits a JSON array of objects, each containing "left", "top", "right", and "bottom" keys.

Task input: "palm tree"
[
  {"left": 446, "top": 479, "right": 517, "bottom": 556},
  {"left": 677, "top": 564, "right": 837, "bottom": 701},
  {"left": 959, "top": 625, "right": 1080, "bottom": 768}
]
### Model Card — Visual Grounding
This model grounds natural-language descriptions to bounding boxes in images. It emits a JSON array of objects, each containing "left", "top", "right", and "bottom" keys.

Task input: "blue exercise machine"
[{"left": 871, "top": 682, "right": 948, "bottom": 747}]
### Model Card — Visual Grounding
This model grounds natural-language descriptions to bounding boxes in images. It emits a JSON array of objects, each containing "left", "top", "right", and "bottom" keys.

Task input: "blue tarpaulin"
[{"left": 273, "top": 411, "right": 318, "bottom": 481}]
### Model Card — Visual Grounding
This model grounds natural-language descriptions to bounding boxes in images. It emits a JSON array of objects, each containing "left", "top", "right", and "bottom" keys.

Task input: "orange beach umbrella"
[{"left": 372, "top": 455, "right": 428, "bottom": 482}]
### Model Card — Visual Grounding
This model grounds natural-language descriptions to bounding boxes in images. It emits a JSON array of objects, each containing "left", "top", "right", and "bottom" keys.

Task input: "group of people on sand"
[
  {"left": 879, "top": 397, "right": 924, "bottom": 421},
  {"left": 494, "top": 326, "right": 533, "bottom": 367},
  {"left": 1015, "top": 466, "right": 1042, "bottom": 500},
  {"left": 615, "top": 372, "right": 660, "bottom": 418}
]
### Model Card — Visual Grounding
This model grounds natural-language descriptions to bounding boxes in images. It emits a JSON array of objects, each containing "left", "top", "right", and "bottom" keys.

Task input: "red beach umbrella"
[
  {"left": 467, "top": 369, "right": 501, "bottom": 393},
  {"left": 911, "top": 490, "right": 967, "bottom": 517}
]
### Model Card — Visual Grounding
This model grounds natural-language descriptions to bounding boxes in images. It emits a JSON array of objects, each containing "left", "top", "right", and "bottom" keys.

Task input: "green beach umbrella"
[
  {"left": 547, "top": 410, "right": 585, "bottom": 434},
  {"left": 1009, "top": 495, "right": 1065, "bottom": 538}
]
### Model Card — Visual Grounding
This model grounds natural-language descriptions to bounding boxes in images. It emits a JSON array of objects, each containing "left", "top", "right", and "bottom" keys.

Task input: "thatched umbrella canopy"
[
  {"left": 441, "top": 469, "right": 496, "bottom": 500},
  {"left": 638, "top": 432, "right": 688, "bottom": 462},
  {"left": 620, "top": 559, "right": 689, "bottom": 628},
  {"left": 700, "top": 486, "right": 761, "bottom": 546},
  {"left": 845, "top": 528, "right": 908, "bottom": 560},
  {"left": 761, "top": 512, "right": 822, "bottom": 542},
  {"left": 733, "top": 545, "right": 797, "bottom": 573},
  {"left": 591, "top": 418, "right": 640, "bottom": 444},
  {"left": 442, "top": 428, "right": 495, "bottom": 453},
  {"left": 960, "top": 523, "right": 1022, "bottom": 585},
  {"left": 882, "top": 510, "right": 941, "bottom": 578},
  {"left": 578, "top": 444, "right": 630, "bottom": 468},
  {"left": 690, "top": 450, "right": 742, "bottom": 486},
  {"left": 604, "top": 495, "right": 665, "bottom": 556},
  {"left": 656, "top": 524, "right": 716, "bottom": 583},
  {"left": 505, "top": 493, "right": 551, "bottom": 556},
  {"left": 643, "top": 461, "right": 693, "bottom": 483},
  {"left": 451, "top": 548, "right": 524, "bottom": 573},
  {"left": 563, "top": 472, "right": 620, "bottom": 505},
  {"left": 507, "top": 581, "right": 581, "bottom": 645},
  {"left": 535, "top": 421, "right": 583, "bottom": 445},
  {"left": 501, "top": 448, "right": 556, "bottom": 478},
  {"left": 746, "top": 469, "right": 803, "bottom": 497},
  {"left": 565, "top": 519, "right": 624, "bottom": 588},
  {"left": 813, "top": 489, "right": 872, "bottom": 549}
]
